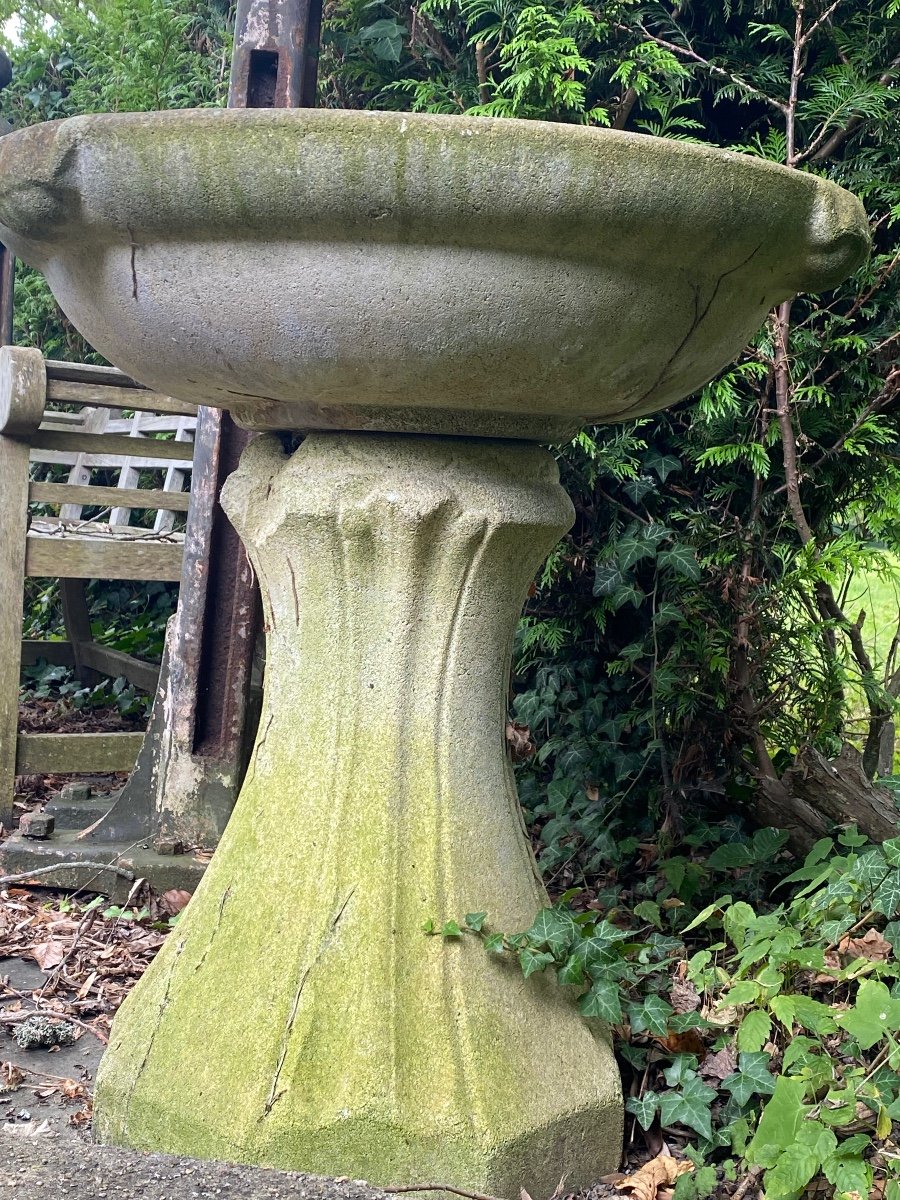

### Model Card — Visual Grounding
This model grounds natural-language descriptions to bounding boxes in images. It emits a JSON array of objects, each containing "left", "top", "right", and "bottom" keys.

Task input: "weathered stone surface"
[
  {"left": 0, "top": 109, "right": 869, "bottom": 439},
  {"left": 94, "top": 433, "right": 622, "bottom": 1193},
  {"left": 18, "top": 810, "right": 55, "bottom": 840}
]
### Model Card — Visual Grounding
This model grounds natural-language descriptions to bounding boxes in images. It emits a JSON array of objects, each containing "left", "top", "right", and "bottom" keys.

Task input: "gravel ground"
[{"left": 0, "top": 1135, "right": 396, "bottom": 1200}]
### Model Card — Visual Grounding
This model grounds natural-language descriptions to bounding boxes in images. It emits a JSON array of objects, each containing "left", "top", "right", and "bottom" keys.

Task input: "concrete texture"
[
  {"left": 0, "top": 1136, "right": 397, "bottom": 1200},
  {"left": 0, "top": 109, "right": 869, "bottom": 439},
  {"left": 93, "top": 434, "right": 622, "bottom": 1193}
]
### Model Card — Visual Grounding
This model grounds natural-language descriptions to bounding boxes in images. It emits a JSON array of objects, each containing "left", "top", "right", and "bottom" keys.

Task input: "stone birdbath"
[{"left": 0, "top": 109, "right": 868, "bottom": 1194}]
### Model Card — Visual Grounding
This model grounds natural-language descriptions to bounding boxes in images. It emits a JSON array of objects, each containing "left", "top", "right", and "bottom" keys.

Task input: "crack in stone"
[
  {"left": 618, "top": 243, "right": 764, "bottom": 416},
  {"left": 288, "top": 563, "right": 300, "bottom": 625},
  {"left": 244, "top": 712, "right": 274, "bottom": 790},
  {"left": 123, "top": 935, "right": 187, "bottom": 1126},
  {"left": 127, "top": 226, "right": 139, "bottom": 301},
  {"left": 193, "top": 884, "right": 233, "bottom": 974},
  {"left": 262, "top": 885, "right": 357, "bottom": 1116}
]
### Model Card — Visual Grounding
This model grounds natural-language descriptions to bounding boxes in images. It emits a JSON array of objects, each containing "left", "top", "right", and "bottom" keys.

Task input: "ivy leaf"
[
  {"left": 658, "top": 545, "right": 702, "bottom": 580},
  {"left": 657, "top": 1076, "right": 716, "bottom": 1139},
  {"left": 558, "top": 957, "right": 585, "bottom": 986},
  {"left": 883, "top": 836, "right": 900, "bottom": 866},
  {"left": 617, "top": 534, "right": 655, "bottom": 570},
  {"left": 593, "top": 562, "right": 623, "bottom": 597},
  {"left": 524, "top": 908, "right": 577, "bottom": 958},
  {"left": 644, "top": 449, "right": 682, "bottom": 481},
  {"left": 625, "top": 1092, "right": 659, "bottom": 1131},
  {"left": 834, "top": 978, "right": 900, "bottom": 1049},
  {"left": 579, "top": 979, "right": 623, "bottom": 1024},
  {"left": 441, "top": 920, "right": 462, "bottom": 938},
  {"left": 737, "top": 1008, "right": 772, "bottom": 1053},
  {"left": 483, "top": 933, "right": 504, "bottom": 953},
  {"left": 872, "top": 868, "right": 900, "bottom": 918},
  {"left": 518, "top": 947, "right": 555, "bottom": 978},
  {"left": 722, "top": 1052, "right": 777, "bottom": 1105},
  {"left": 633, "top": 994, "right": 674, "bottom": 1036},
  {"left": 464, "top": 912, "right": 487, "bottom": 932}
]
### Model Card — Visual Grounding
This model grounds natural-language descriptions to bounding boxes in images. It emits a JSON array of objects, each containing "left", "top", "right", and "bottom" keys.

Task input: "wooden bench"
[{"left": 0, "top": 345, "right": 197, "bottom": 828}]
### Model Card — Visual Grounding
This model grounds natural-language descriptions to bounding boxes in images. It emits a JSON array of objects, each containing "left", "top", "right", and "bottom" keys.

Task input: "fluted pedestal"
[{"left": 94, "top": 433, "right": 622, "bottom": 1193}]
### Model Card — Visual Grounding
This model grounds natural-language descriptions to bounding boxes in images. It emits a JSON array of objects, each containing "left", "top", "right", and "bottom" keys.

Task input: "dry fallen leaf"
[
  {"left": 2, "top": 1119, "right": 54, "bottom": 1137},
  {"left": 699, "top": 1046, "right": 737, "bottom": 1082},
  {"left": 840, "top": 928, "right": 892, "bottom": 962},
  {"left": 505, "top": 722, "right": 536, "bottom": 762},
  {"left": 615, "top": 1154, "right": 693, "bottom": 1200},
  {"left": 159, "top": 889, "right": 193, "bottom": 917},
  {"left": 0, "top": 1061, "right": 25, "bottom": 1092},
  {"left": 669, "top": 977, "right": 701, "bottom": 1014},
  {"left": 654, "top": 1029, "right": 707, "bottom": 1058},
  {"left": 29, "top": 939, "right": 67, "bottom": 971}
]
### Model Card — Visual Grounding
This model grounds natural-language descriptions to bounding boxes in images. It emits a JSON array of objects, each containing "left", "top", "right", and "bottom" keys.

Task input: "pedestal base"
[{"left": 94, "top": 433, "right": 622, "bottom": 1193}]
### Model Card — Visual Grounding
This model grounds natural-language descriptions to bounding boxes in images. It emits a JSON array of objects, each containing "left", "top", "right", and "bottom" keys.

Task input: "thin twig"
[
  {"left": 384, "top": 1187, "right": 506, "bottom": 1200},
  {"left": 733, "top": 1165, "right": 764, "bottom": 1200}
]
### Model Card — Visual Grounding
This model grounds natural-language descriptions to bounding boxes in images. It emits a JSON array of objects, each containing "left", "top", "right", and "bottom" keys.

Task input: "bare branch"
[{"left": 618, "top": 22, "right": 790, "bottom": 116}]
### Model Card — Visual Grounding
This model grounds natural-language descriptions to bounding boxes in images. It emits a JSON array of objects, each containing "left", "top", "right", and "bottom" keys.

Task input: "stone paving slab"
[{"left": 0, "top": 1135, "right": 394, "bottom": 1200}]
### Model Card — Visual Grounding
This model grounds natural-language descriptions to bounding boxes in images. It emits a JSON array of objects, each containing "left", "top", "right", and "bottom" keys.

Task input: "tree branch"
[{"left": 619, "top": 21, "right": 790, "bottom": 116}]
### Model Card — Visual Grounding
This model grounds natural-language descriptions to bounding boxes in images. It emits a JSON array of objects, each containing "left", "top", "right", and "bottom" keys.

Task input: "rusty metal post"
[{"left": 0, "top": 3, "right": 325, "bottom": 893}]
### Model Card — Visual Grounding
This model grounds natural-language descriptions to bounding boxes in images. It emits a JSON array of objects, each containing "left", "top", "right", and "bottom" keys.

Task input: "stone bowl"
[{"left": 0, "top": 108, "right": 869, "bottom": 439}]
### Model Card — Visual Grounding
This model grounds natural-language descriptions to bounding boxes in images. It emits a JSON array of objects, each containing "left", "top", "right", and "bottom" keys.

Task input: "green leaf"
[
  {"left": 558, "top": 957, "right": 585, "bottom": 985},
  {"left": 708, "top": 843, "right": 753, "bottom": 870},
  {"left": 658, "top": 1076, "right": 716, "bottom": 1140},
  {"left": 663, "top": 1054, "right": 699, "bottom": 1086},
  {"left": 682, "top": 898, "right": 730, "bottom": 934},
  {"left": 644, "top": 449, "right": 682, "bottom": 481},
  {"left": 737, "top": 1008, "right": 772, "bottom": 1053},
  {"left": 763, "top": 1145, "right": 820, "bottom": 1197},
  {"left": 746, "top": 1076, "right": 808, "bottom": 1164},
  {"left": 658, "top": 545, "right": 702, "bottom": 580},
  {"left": 822, "top": 1152, "right": 871, "bottom": 1197},
  {"left": 579, "top": 979, "right": 623, "bottom": 1024},
  {"left": 524, "top": 907, "right": 577, "bottom": 958},
  {"left": 722, "top": 980, "right": 762, "bottom": 1006},
  {"left": 518, "top": 947, "right": 555, "bottom": 978},
  {"left": 637, "top": 994, "right": 674, "bottom": 1037},
  {"left": 441, "top": 920, "right": 462, "bottom": 938},
  {"left": 464, "top": 912, "right": 487, "bottom": 932},
  {"left": 483, "top": 933, "right": 504, "bottom": 954},
  {"left": 617, "top": 534, "right": 655, "bottom": 570},
  {"left": 873, "top": 869, "right": 900, "bottom": 918},
  {"left": 625, "top": 1092, "right": 659, "bottom": 1131},
  {"left": 882, "top": 836, "right": 900, "bottom": 866},
  {"left": 834, "top": 979, "right": 900, "bottom": 1049},
  {"left": 634, "top": 900, "right": 663, "bottom": 929},
  {"left": 593, "top": 562, "right": 623, "bottom": 597},
  {"left": 722, "top": 1052, "right": 777, "bottom": 1105}
]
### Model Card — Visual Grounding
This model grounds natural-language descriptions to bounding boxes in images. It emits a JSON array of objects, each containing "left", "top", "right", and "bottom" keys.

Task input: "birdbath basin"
[{"left": 0, "top": 109, "right": 869, "bottom": 1193}]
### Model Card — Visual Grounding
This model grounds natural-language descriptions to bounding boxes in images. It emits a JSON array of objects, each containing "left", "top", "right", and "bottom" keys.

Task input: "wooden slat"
[
  {"left": 25, "top": 535, "right": 184, "bottom": 581},
  {"left": 15, "top": 731, "right": 144, "bottom": 774},
  {"left": 30, "top": 450, "right": 193, "bottom": 470},
  {"left": 30, "top": 482, "right": 191, "bottom": 512},
  {"left": 33, "top": 429, "right": 195, "bottom": 461},
  {"left": 78, "top": 643, "right": 160, "bottom": 694},
  {"left": 46, "top": 379, "right": 197, "bottom": 417},
  {"left": 45, "top": 360, "right": 142, "bottom": 389},
  {"left": 104, "top": 415, "right": 198, "bottom": 434},
  {"left": 1, "top": 435, "right": 31, "bottom": 825},
  {"left": 20, "top": 640, "right": 76, "bottom": 668}
]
